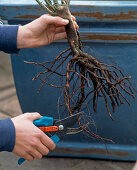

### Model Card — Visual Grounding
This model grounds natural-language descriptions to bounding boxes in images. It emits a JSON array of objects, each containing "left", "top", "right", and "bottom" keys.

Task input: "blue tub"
[{"left": 1, "top": 1, "right": 137, "bottom": 161}]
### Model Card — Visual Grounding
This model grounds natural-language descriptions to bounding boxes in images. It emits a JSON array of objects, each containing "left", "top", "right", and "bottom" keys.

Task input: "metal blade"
[
  {"left": 66, "top": 122, "right": 90, "bottom": 135},
  {"left": 55, "top": 112, "right": 83, "bottom": 128},
  {"left": 66, "top": 127, "right": 83, "bottom": 134}
]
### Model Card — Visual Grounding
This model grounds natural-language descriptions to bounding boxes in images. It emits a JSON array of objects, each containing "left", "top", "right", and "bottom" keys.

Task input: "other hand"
[
  {"left": 11, "top": 112, "right": 55, "bottom": 162},
  {"left": 17, "top": 14, "right": 78, "bottom": 49}
]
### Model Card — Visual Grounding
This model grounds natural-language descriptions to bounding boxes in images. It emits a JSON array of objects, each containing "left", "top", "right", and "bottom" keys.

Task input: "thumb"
[
  {"left": 26, "top": 112, "right": 42, "bottom": 121},
  {"left": 41, "top": 15, "right": 69, "bottom": 26}
]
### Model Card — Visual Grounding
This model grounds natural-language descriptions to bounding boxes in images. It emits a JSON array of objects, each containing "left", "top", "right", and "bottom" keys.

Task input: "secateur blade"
[
  {"left": 54, "top": 112, "right": 83, "bottom": 128},
  {"left": 52, "top": 112, "right": 84, "bottom": 140},
  {"left": 66, "top": 126, "right": 83, "bottom": 134},
  {"left": 66, "top": 122, "right": 90, "bottom": 135}
]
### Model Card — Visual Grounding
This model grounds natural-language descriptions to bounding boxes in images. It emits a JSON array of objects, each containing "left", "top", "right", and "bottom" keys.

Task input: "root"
[{"left": 30, "top": 0, "right": 137, "bottom": 143}]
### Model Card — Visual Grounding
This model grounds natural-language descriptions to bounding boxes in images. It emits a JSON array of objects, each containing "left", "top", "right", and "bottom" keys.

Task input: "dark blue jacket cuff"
[
  {"left": 0, "top": 118, "right": 15, "bottom": 152},
  {"left": 0, "top": 25, "right": 19, "bottom": 54}
]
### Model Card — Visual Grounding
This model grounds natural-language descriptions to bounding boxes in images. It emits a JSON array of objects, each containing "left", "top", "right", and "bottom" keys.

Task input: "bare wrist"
[
  {"left": 17, "top": 25, "right": 33, "bottom": 49},
  {"left": 17, "top": 26, "right": 24, "bottom": 49}
]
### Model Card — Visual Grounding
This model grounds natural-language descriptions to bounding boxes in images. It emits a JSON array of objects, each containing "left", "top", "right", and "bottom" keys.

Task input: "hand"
[
  {"left": 11, "top": 112, "right": 55, "bottom": 162},
  {"left": 17, "top": 14, "right": 78, "bottom": 49}
]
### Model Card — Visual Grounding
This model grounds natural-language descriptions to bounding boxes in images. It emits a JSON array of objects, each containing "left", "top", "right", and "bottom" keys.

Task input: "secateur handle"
[{"left": 18, "top": 116, "right": 60, "bottom": 165}]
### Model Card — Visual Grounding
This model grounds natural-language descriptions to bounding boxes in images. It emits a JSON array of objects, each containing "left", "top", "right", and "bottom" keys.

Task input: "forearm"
[
  {"left": 0, "top": 118, "right": 15, "bottom": 152},
  {"left": 0, "top": 24, "right": 19, "bottom": 54}
]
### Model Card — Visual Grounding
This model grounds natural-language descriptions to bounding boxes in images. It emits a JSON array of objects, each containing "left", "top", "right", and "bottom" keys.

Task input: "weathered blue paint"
[
  {"left": 1, "top": 1, "right": 137, "bottom": 23},
  {"left": 1, "top": 1, "right": 137, "bottom": 161}
]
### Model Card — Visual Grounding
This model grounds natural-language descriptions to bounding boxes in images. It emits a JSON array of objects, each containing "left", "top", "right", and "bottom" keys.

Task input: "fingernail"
[{"left": 62, "top": 19, "right": 69, "bottom": 24}]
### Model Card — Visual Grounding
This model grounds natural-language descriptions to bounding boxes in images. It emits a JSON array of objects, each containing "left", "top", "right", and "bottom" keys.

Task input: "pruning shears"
[{"left": 18, "top": 112, "right": 83, "bottom": 165}]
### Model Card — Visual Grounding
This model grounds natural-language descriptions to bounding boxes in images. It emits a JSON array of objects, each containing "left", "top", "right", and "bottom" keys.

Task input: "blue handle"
[
  {"left": 50, "top": 134, "right": 60, "bottom": 144},
  {"left": 33, "top": 116, "right": 53, "bottom": 127},
  {"left": 18, "top": 116, "right": 60, "bottom": 165},
  {"left": 18, "top": 158, "right": 25, "bottom": 165}
]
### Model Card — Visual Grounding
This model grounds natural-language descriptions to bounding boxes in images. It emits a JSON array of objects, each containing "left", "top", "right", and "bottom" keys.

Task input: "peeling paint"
[
  {"left": 55, "top": 147, "right": 129, "bottom": 157},
  {"left": 81, "top": 33, "right": 137, "bottom": 41},
  {"left": 14, "top": 14, "right": 40, "bottom": 19},
  {"left": 72, "top": 11, "right": 137, "bottom": 21}
]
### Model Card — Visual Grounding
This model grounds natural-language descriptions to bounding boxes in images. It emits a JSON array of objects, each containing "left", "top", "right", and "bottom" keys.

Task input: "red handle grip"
[{"left": 39, "top": 126, "right": 59, "bottom": 132}]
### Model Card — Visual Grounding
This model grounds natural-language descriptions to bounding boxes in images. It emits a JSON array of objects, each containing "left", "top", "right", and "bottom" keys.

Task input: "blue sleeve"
[
  {"left": 0, "top": 24, "right": 19, "bottom": 54},
  {"left": 0, "top": 118, "right": 15, "bottom": 152}
]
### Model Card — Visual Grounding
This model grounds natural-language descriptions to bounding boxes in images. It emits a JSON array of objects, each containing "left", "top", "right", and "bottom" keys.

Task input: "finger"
[
  {"left": 41, "top": 15, "right": 69, "bottom": 26},
  {"left": 25, "top": 154, "right": 34, "bottom": 162},
  {"left": 73, "top": 21, "right": 79, "bottom": 30},
  {"left": 55, "top": 26, "right": 65, "bottom": 33},
  {"left": 37, "top": 143, "right": 49, "bottom": 155},
  {"left": 54, "top": 32, "right": 67, "bottom": 41},
  {"left": 30, "top": 149, "right": 43, "bottom": 159},
  {"left": 71, "top": 16, "right": 76, "bottom": 21},
  {"left": 40, "top": 133, "right": 56, "bottom": 150},
  {"left": 26, "top": 112, "right": 42, "bottom": 121}
]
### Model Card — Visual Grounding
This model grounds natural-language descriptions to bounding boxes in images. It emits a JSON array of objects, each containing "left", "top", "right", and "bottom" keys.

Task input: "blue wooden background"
[{"left": 1, "top": 1, "right": 137, "bottom": 160}]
